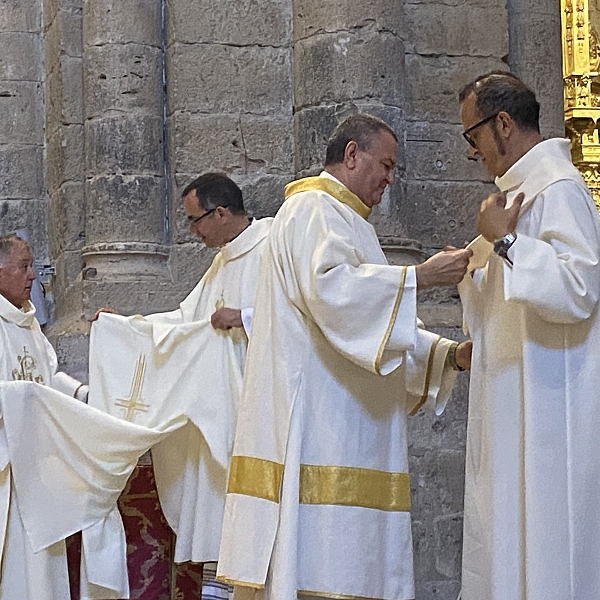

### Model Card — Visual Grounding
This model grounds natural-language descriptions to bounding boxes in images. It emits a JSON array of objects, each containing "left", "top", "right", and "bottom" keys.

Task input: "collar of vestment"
[
  {"left": 0, "top": 294, "right": 36, "bottom": 328},
  {"left": 495, "top": 138, "right": 584, "bottom": 211},
  {"left": 219, "top": 217, "right": 273, "bottom": 263},
  {"left": 284, "top": 172, "right": 372, "bottom": 220}
]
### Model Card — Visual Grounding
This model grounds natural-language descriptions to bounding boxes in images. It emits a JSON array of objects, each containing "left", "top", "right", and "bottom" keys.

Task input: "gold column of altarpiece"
[{"left": 562, "top": 0, "right": 600, "bottom": 209}]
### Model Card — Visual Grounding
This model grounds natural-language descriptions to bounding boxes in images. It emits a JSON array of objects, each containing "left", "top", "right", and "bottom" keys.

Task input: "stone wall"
[{"left": 1, "top": 1, "right": 564, "bottom": 598}]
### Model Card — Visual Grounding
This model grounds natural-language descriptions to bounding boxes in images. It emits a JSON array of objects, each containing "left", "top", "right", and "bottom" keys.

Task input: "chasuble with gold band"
[{"left": 217, "top": 173, "right": 459, "bottom": 600}]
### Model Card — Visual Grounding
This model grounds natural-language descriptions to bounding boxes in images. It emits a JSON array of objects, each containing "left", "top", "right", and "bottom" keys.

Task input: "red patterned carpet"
[{"left": 67, "top": 462, "right": 203, "bottom": 599}]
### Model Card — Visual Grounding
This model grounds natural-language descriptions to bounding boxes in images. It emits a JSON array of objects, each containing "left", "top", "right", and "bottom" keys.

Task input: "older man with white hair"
[{"left": 0, "top": 234, "right": 88, "bottom": 599}]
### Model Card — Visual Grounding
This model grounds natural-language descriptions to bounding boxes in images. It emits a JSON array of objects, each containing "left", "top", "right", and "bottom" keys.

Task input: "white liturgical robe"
[
  {"left": 458, "top": 138, "right": 600, "bottom": 600},
  {"left": 217, "top": 174, "right": 459, "bottom": 600},
  {"left": 0, "top": 294, "right": 171, "bottom": 600},
  {"left": 89, "top": 217, "right": 272, "bottom": 563}
]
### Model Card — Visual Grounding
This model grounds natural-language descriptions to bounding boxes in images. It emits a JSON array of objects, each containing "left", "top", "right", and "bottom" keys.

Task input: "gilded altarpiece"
[{"left": 562, "top": 0, "right": 600, "bottom": 208}]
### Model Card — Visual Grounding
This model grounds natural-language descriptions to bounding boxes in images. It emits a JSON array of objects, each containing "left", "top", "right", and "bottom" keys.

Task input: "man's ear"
[
  {"left": 343, "top": 141, "right": 359, "bottom": 169},
  {"left": 214, "top": 205, "right": 230, "bottom": 219},
  {"left": 496, "top": 111, "right": 513, "bottom": 138}
]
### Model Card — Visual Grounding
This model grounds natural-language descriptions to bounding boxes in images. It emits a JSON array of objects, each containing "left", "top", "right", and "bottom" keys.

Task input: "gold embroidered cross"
[{"left": 115, "top": 355, "right": 149, "bottom": 422}]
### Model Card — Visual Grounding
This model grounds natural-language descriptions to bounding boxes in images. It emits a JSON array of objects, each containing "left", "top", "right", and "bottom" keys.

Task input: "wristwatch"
[{"left": 493, "top": 232, "right": 517, "bottom": 265}]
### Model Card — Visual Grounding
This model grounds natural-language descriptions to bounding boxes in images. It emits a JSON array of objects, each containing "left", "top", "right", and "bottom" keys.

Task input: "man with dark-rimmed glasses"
[{"left": 457, "top": 71, "right": 600, "bottom": 600}]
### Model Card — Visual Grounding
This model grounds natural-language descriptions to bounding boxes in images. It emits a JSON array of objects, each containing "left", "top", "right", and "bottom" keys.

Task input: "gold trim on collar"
[
  {"left": 284, "top": 177, "right": 372, "bottom": 220},
  {"left": 299, "top": 464, "right": 411, "bottom": 512},
  {"left": 374, "top": 266, "right": 408, "bottom": 374},
  {"left": 409, "top": 335, "right": 441, "bottom": 417},
  {"left": 227, "top": 455, "right": 284, "bottom": 503}
]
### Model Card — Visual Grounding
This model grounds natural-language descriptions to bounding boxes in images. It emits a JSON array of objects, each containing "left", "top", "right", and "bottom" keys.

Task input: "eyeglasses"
[
  {"left": 462, "top": 113, "right": 500, "bottom": 148},
  {"left": 190, "top": 208, "right": 215, "bottom": 226}
]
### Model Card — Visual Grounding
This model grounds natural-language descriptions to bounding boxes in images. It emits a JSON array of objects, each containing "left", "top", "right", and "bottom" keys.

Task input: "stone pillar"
[
  {"left": 0, "top": 0, "right": 47, "bottom": 257},
  {"left": 292, "top": 0, "right": 405, "bottom": 235},
  {"left": 82, "top": 0, "right": 169, "bottom": 316},
  {"left": 43, "top": 0, "right": 88, "bottom": 380},
  {"left": 44, "top": 0, "right": 85, "bottom": 321},
  {"left": 165, "top": 0, "right": 294, "bottom": 293},
  {"left": 507, "top": 0, "right": 565, "bottom": 138}
]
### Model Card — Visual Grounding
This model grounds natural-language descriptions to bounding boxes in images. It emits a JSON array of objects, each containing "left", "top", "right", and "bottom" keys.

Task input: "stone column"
[
  {"left": 165, "top": 0, "right": 294, "bottom": 294},
  {"left": 82, "top": 0, "right": 169, "bottom": 315},
  {"left": 0, "top": 0, "right": 47, "bottom": 256},
  {"left": 292, "top": 0, "right": 405, "bottom": 235},
  {"left": 507, "top": 0, "right": 565, "bottom": 138}
]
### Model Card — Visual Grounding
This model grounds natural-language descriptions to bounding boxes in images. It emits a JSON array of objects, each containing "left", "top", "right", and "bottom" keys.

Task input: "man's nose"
[
  {"left": 27, "top": 266, "right": 36, "bottom": 280},
  {"left": 386, "top": 169, "right": 395, "bottom": 185},
  {"left": 467, "top": 145, "right": 479, "bottom": 160}
]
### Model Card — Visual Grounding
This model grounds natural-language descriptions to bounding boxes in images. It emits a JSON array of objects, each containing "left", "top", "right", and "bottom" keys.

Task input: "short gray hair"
[{"left": 0, "top": 235, "right": 30, "bottom": 268}]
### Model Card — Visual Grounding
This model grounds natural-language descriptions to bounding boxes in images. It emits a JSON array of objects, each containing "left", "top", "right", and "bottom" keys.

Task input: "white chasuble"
[
  {"left": 0, "top": 381, "right": 182, "bottom": 600},
  {"left": 0, "top": 295, "right": 82, "bottom": 600},
  {"left": 458, "top": 138, "right": 600, "bottom": 600},
  {"left": 217, "top": 173, "right": 459, "bottom": 600},
  {"left": 89, "top": 217, "right": 272, "bottom": 564}
]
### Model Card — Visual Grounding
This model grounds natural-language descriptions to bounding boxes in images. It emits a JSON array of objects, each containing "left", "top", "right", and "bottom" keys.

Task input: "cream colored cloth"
[
  {"left": 0, "top": 380, "right": 183, "bottom": 600},
  {"left": 458, "top": 138, "right": 600, "bottom": 600},
  {"left": 0, "top": 294, "right": 88, "bottom": 599},
  {"left": 217, "top": 173, "right": 458, "bottom": 600},
  {"left": 89, "top": 219, "right": 271, "bottom": 563}
]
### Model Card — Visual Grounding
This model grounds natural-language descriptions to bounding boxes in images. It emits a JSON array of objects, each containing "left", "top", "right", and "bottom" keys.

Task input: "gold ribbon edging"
[
  {"left": 409, "top": 335, "right": 442, "bottom": 416},
  {"left": 284, "top": 177, "right": 372, "bottom": 220},
  {"left": 299, "top": 464, "right": 411, "bottom": 512},
  {"left": 227, "top": 455, "right": 284, "bottom": 503}
]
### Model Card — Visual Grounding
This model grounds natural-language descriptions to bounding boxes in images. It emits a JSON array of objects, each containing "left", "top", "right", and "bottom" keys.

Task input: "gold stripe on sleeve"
[
  {"left": 374, "top": 266, "right": 408, "bottom": 375},
  {"left": 284, "top": 177, "right": 372, "bottom": 220},
  {"left": 409, "top": 335, "right": 442, "bottom": 417},
  {"left": 227, "top": 455, "right": 284, "bottom": 503},
  {"left": 299, "top": 464, "right": 411, "bottom": 512}
]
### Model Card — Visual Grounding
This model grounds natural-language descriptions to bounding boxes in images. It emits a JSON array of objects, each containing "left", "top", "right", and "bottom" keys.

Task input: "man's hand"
[
  {"left": 211, "top": 307, "right": 243, "bottom": 330},
  {"left": 92, "top": 307, "right": 119, "bottom": 321},
  {"left": 415, "top": 248, "right": 473, "bottom": 289},
  {"left": 476, "top": 192, "right": 524, "bottom": 242},
  {"left": 455, "top": 340, "right": 472, "bottom": 371}
]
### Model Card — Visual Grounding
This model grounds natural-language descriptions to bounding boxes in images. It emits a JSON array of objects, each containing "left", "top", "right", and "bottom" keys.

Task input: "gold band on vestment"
[
  {"left": 409, "top": 335, "right": 441, "bottom": 417},
  {"left": 215, "top": 575, "right": 264, "bottom": 589},
  {"left": 299, "top": 591, "right": 415, "bottom": 600},
  {"left": 284, "top": 177, "right": 372, "bottom": 220},
  {"left": 227, "top": 455, "right": 284, "bottom": 503},
  {"left": 299, "top": 464, "right": 411, "bottom": 512},
  {"left": 227, "top": 457, "right": 411, "bottom": 512},
  {"left": 374, "top": 266, "right": 408, "bottom": 375}
]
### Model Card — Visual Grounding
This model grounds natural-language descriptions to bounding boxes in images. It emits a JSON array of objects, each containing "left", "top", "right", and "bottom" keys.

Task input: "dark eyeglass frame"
[
  {"left": 190, "top": 208, "right": 216, "bottom": 226},
  {"left": 462, "top": 113, "right": 500, "bottom": 148}
]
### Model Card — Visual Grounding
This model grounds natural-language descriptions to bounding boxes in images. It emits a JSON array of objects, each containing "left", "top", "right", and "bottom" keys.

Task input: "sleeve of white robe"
[
  {"left": 281, "top": 193, "right": 417, "bottom": 375},
  {"left": 403, "top": 325, "right": 458, "bottom": 416},
  {"left": 37, "top": 329, "right": 83, "bottom": 398},
  {"left": 503, "top": 180, "right": 600, "bottom": 323}
]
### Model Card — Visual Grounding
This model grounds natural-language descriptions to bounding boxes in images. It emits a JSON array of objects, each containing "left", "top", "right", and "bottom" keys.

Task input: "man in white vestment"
[
  {"left": 457, "top": 71, "right": 600, "bottom": 600},
  {"left": 93, "top": 173, "right": 272, "bottom": 599},
  {"left": 216, "top": 115, "right": 473, "bottom": 600},
  {"left": 0, "top": 235, "right": 88, "bottom": 599}
]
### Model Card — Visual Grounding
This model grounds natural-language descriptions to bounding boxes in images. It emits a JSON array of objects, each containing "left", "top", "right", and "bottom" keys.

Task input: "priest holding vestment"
[
  {"left": 217, "top": 115, "right": 472, "bottom": 600},
  {"left": 0, "top": 235, "right": 88, "bottom": 599},
  {"left": 91, "top": 174, "right": 272, "bottom": 597},
  {"left": 458, "top": 72, "right": 600, "bottom": 600}
]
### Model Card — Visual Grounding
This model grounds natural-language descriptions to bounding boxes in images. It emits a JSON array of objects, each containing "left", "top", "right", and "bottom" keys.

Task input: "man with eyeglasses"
[
  {"left": 457, "top": 71, "right": 600, "bottom": 600},
  {"left": 216, "top": 114, "right": 473, "bottom": 600},
  {"left": 92, "top": 173, "right": 273, "bottom": 599}
]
